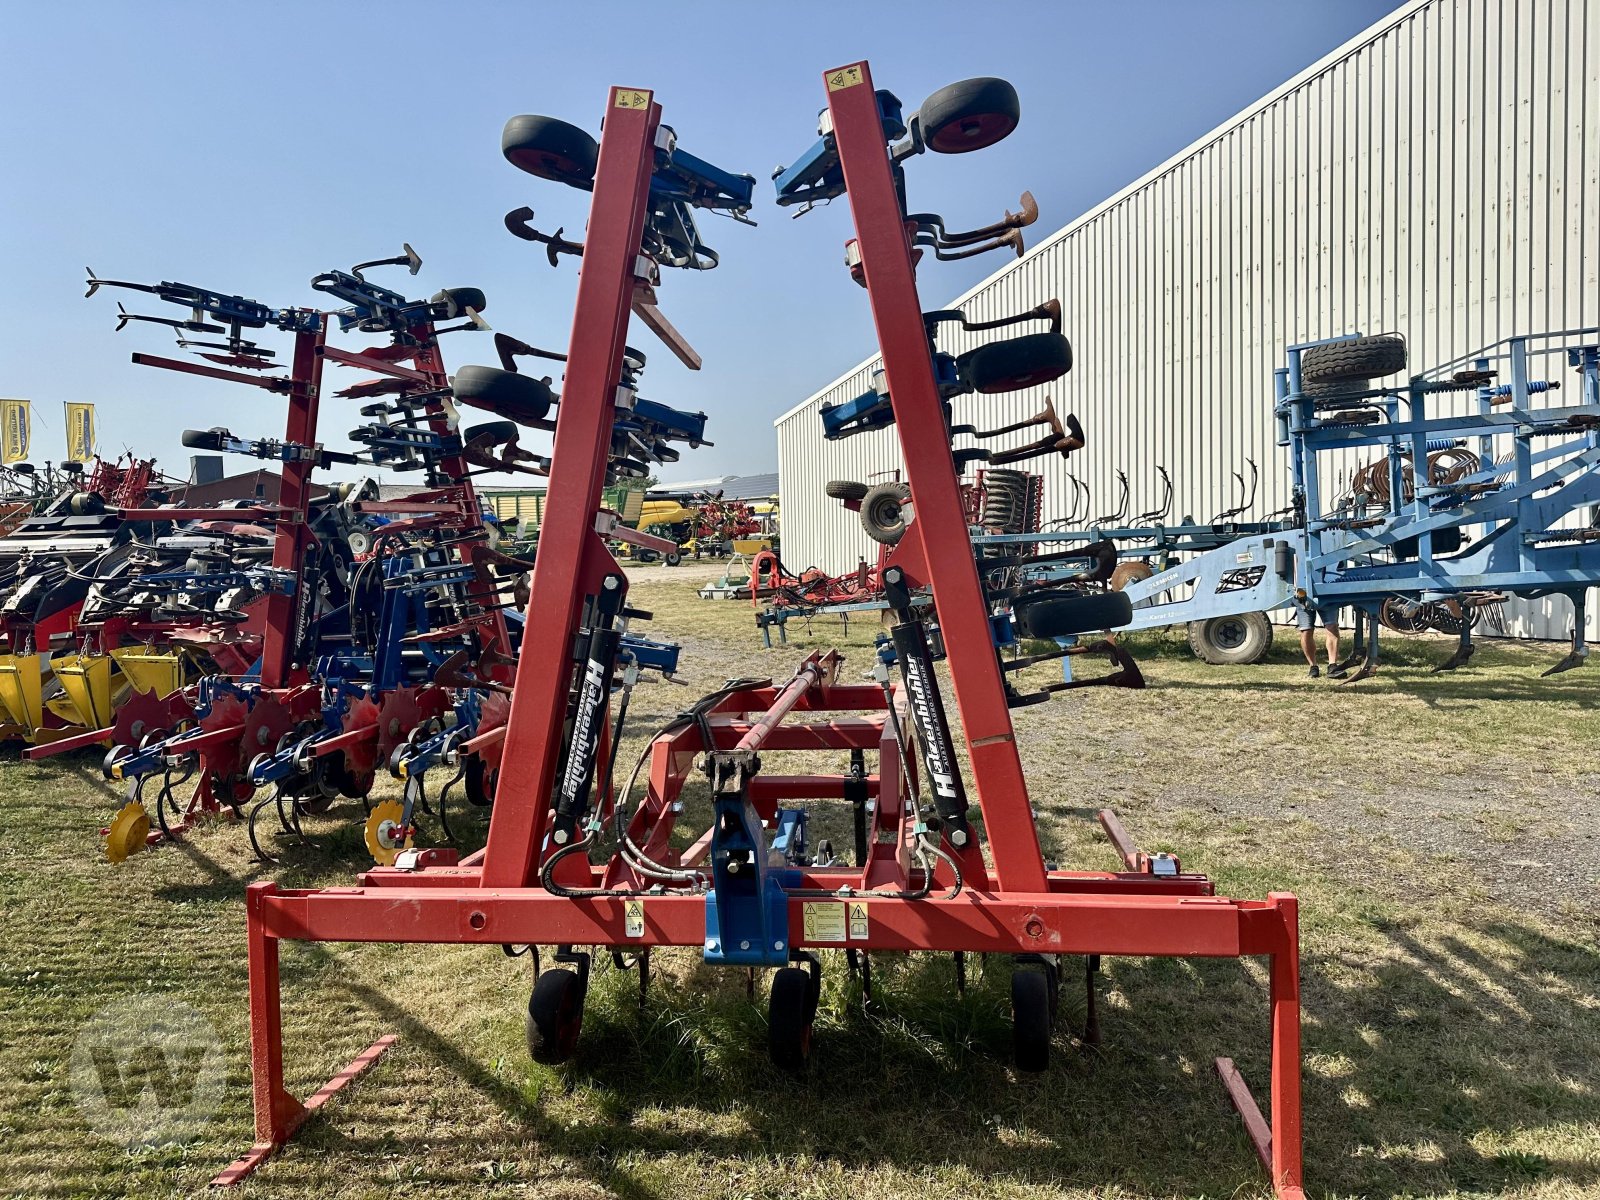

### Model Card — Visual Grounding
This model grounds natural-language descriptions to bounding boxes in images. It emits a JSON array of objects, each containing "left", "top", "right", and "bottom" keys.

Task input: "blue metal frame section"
[
  {"left": 773, "top": 90, "right": 906, "bottom": 208},
  {"left": 1113, "top": 328, "right": 1600, "bottom": 633},
  {"left": 702, "top": 750, "right": 800, "bottom": 967}
]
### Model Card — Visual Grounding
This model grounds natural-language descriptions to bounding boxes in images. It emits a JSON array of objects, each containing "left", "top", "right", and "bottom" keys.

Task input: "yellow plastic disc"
[
  {"left": 106, "top": 801, "right": 150, "bottom": 863},
  {"left": 363, "top": 799, "right": 411, "bottom": 866}
]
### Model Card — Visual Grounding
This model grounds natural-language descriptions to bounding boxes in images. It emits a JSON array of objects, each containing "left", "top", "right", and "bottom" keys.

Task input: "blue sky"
[{"left": 0, "top": 1, "right": 1399, "bottom": 486}]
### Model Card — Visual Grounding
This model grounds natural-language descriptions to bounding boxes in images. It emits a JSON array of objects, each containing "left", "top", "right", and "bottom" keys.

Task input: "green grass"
[{"left": 0, "top": 572, "right": 1596, "bottom": 1198}]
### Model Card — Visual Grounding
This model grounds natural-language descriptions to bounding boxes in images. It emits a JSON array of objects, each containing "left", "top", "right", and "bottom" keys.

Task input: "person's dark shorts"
[{"left": 1296, "top": 603, "right": 1342, "bottom": 632}]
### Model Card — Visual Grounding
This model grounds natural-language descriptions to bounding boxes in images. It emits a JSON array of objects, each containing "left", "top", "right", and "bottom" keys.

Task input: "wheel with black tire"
[
  {"left": 958, "top": 332, "right": 1073, "bottom": 394},
  {"left": 825, "top": 479, "right": 869, "bottom": 502},
  {"left": 919, "top": 77, "right": 1021, "bottom": 154},
  {"left": 1299, "top": 334, "right": 1407, "bottom": 391},
  {"left": 526, "top": 968, "right": 586, "bottom": 1064},
  {"left": 502, "top": 115, "right": 599, "bottom": 187},
  {"left": 451, "top": 365, "right": 554, "bottom": 424},
  {"left": 180, "top": 428, "right": 226, "bottom": 451},
  {"left": 664, "top": 550, "right": 682, "bottom": 567},
  {"left": 1011, "top": 967, "right": 1053, "bottom": 1072},
  {"left": 1187, "top": 612, "right": 1274, "bottom": 665},
  {"left": 432, "top": 287, "right": 486, "bottom": 319},
  {"left": 768, "top": 966, "right": 817, "bottom": 1073},
  {"left": 860, "top": 481, "right": 912, "bottom": 545},
  {"left": 1013, "top": 589, "right": 1132, "bottom": 639},
  {"left": 463, "top": 420, "right": 519, "bottom": 447},
  {"left": 634, "top": 549, "right": 659, "bottom": 564}
]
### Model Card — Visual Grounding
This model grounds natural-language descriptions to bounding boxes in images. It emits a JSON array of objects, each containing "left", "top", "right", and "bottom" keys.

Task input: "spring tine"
[
  {"left": 931, "top": 227, "right": 1024, "bottom": 262},
  {"left": 247, "top": 793, "right": 280, "bottom": 864},
  {"left": 930, "top": 191, "right": 1040, "bottom": 245},
  {"left": 960, "top": 298, "right": 1061, "bottom": 335}
]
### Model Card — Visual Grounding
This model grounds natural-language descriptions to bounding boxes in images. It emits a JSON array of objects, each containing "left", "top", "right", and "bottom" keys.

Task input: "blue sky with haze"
[{"left": 0, "top": 1, "right": 1398, "bottom": 485}]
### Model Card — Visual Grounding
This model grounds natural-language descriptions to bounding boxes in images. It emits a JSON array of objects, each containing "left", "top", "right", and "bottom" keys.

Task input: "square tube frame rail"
[{"left": 217, "top": 72, "right": 1304, "bottom": 1200}]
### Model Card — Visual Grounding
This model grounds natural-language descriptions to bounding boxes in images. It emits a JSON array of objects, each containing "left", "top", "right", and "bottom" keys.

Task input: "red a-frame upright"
[{"left": 218, "top": 71, "right": 1304, "bottom": 1200}]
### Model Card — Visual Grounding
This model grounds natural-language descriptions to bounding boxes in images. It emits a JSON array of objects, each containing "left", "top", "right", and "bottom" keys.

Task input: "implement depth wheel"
[
  {"left": 1187, "top": 612, "right": 1274, "bottom": 665},
  {"left": 1011, "top": 967, "right": 1054, "bottom": 1073},
  {"left": 527, "top": 968, "right": 586, "bottom": 1065},
  {"left": 768, "top": 966, "right": 818, "bottom": 1073},
  {"left": 860, "top": 481, "right": 912, "bottom": 545}
]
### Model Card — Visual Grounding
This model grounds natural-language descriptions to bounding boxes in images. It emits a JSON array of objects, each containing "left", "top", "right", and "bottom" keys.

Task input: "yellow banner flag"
[
  {"left": 0, "top": 401, "right": 30, "bottom": 464},
  {"left": 64, "top": 402, "right": 96, "bottom": 462}
]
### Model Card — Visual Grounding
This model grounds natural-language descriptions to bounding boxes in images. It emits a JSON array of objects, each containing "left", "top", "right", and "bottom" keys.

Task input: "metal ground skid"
[{"left": 222, "top": 69, "right": 1306, "bottom": 1199}]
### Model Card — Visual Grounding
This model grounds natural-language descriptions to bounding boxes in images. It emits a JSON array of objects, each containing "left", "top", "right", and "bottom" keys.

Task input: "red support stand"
[{"left": 481, "top": 86, "right": 660, "bottom": 889}]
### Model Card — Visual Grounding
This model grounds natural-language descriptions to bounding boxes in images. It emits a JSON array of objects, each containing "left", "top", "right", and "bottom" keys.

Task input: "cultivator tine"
[
  {"left": 932, "top": 225, "right": 1024, "bottom": 261},
  {"left": 1338, "top": 615, "right": 1381, "bottom": 684},
  {"left": 1431, "top": 617, "right": 1475, "bottom": 673},
  {"left": 958, "top": 297, "right": 1062, "bottom": 335},
  {"left": 494, "top": 330, "right": 566, "bottom": 372},
  {"left": 247, "top": 790, "right": 281, "bottom": 863},
  {"left": 503, "top": 206, "right": 585, "bottom": 266},
  {"left": 911, "top": 191, "right": 1038, "bottom": 250}
]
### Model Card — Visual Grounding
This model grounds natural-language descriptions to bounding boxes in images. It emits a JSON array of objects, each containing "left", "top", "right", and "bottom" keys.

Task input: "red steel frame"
[{"left": 218, "top": 72, "right": 1304, "bottom": 1200}]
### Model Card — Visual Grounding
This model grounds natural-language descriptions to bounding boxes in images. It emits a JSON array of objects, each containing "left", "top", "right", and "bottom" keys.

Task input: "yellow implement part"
[
  {"left": 106, "top": 800, "right": 151, "bottom": 862},
  {"left": 108, "top": 647, "right": 186, "bottom": 698},
  {"left": 0, "top": 654, "right": 46, "bottom": 735},
  {"left": 50, "top": 652, "right": 117, "bottom": 730},
  {"left": 363, "top": 799, "right": 411, "bottom": 867}
]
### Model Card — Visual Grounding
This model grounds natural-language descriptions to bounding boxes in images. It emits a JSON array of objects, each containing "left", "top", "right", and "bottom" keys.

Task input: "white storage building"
[{"left": 774, "top": 0, "right": 1599, "bottom": 638}]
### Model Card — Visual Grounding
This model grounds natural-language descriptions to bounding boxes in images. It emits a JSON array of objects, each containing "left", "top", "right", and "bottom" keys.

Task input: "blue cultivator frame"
[{"left": 1116, "top": 328, "right": 1600, "bottom": 679}]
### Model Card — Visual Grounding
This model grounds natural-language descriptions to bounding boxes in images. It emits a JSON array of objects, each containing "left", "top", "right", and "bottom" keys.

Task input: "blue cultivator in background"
[{"left": 1115, "top": 328, "right": 1600, "bottom": 680}]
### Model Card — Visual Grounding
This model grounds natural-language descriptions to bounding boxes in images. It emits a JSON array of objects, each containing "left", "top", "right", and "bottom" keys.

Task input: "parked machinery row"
[{"left": 60, "top": 245, "right": 691, "bottom": 861}]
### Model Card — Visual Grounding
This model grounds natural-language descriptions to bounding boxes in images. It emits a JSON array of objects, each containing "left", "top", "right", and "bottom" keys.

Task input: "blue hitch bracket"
[{"left": 702, "top": 749, "right": 795, "bottom": 967}]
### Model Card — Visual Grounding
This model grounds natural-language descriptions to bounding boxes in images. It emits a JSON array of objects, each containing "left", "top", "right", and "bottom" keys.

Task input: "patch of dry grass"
[{"left": 0, "top": 571, "right": 1596, "bottom": 1198}]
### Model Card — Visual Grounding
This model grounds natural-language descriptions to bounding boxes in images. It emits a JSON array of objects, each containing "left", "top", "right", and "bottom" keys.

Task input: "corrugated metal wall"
[{"left": 775, "top": 0, "right": 1600, "bottom": 638}]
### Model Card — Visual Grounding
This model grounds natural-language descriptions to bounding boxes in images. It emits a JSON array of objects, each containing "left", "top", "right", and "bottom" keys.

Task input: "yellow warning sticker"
[
  {"left": 847, "top": 901, "right": 869, "bottom": 941},
  {"left": 802, "top": 902, "right": 847, "bottom": 943},
  {"left": 624, "top": 898, "right": 645, "bottom": 938},
  {"left": 826, "top": 66, "right": 865, "bottom": 92},
  {"left": 614, "top": 88, "right": 652, "bottom": 110}
]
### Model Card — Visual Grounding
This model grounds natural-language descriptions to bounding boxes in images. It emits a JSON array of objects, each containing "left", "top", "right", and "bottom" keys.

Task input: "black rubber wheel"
[
  {"left": 958, "top": 332, "right": 1073, "bottom": 394},
  {"left": 1011, "top": 968, "right": 1053, "bottom": 1072},
  {"left": 1013, "top": 589, "right": 1132, "bottom": 639},
  {"left": 1187, "top": 612, "right": 1274, "bottom": 665},
  {"left": 1299, "top": 334, "right": 1407, "bottom": 386},
  {"left": 664, "top": 551, "right": 682, "bottom": 567},
  {"left": 463, "top": 419, "right": 520, "bottom": 447},
  {"left": 463, "top": 758, "right": 495, "bottom": 807},
  {"left": 526, "top": 968, "right": 585, "bottom": 1064},
  {"left": 634, "top": 549, "right": 659, "bottom": 564},
  {"left": 502, "top": 115, "right": 599, "bottom": 187},
  {"left": 768, "top": 966, "right": 816, "bottom": 1073},
  {"left": 825, "top": 479, "right": 869, "bottom": 502},
  {"left": 919, "top": 77, "right": 1021, "bottom": 154},
  {"left": 451, "top": 365, "right": 554, "bottom": 424},
  {"left": 860, "top": 481, "right": 912, "bottom": 546},
  {"left": 180, "top": 428, "right": 225, "bottom": 451},
  {"left": 433, "top": 287, "right": 486, "bottom": 319}
]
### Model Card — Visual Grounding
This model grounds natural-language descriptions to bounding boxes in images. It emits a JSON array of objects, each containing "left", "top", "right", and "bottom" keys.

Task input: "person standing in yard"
[{"left": 1298, "top": 600, "right": 1345, "bottom": 678}]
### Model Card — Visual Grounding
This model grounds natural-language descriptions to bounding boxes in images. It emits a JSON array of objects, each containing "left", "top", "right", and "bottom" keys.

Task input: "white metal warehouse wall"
[{"left": 775, "top": 0, "right": 1599, "bottom": 639}]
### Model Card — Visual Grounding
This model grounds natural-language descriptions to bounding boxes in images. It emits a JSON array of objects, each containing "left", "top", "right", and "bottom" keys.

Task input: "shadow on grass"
[{"left": 276, "top": 914, "right": 1600, "bottom": 1199}]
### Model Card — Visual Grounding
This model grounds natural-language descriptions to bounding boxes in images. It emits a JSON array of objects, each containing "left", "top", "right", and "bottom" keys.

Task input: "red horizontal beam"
[
  {"left": 318, "top": 345, "right": 433, "bottom": 384},
  {"left": 132, "top": 352, "right": 292, "bottom": 393},
  {"left": 257, "top": 884, "right": 1286, "bottom": 958}
]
